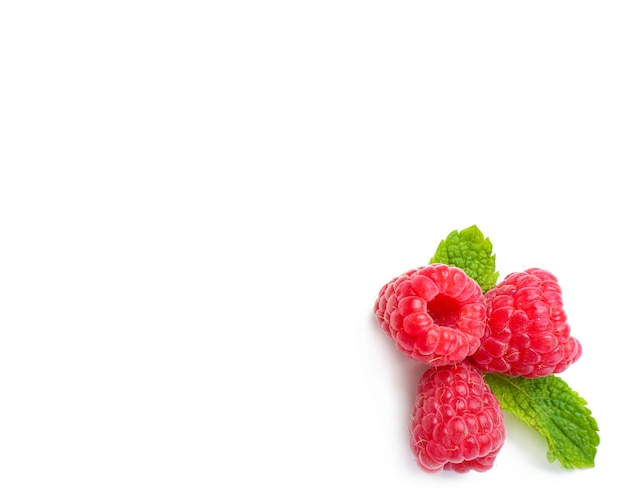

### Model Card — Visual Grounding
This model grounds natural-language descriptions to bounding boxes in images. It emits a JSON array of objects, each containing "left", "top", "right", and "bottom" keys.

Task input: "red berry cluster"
[{"left": 374, "top": 264, "right": 582, "bottom": 473}]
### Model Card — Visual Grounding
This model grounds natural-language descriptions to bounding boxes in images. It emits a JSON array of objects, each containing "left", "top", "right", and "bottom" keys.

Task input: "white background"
[{"left": 1, "top": 1, "right": 624, "bottom": 501}]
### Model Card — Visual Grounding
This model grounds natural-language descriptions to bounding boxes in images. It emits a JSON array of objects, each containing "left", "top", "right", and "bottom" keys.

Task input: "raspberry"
[
  {"left": 409, "top": 361, "right": 506, "bottom": 473},
  {"left": 374, "top": 264, "right": 487, "bottom": 366},
  {"left": 469, "top": 268, "right": 582, "bottom": 378}
]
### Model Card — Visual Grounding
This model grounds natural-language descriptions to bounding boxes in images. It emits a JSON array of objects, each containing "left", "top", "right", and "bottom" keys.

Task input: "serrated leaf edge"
[
  {"left": 430, "top": 224, "right": 499, "bottom": 292},
  {"left": 484, "top": 373, "right": 599, "bottom": 470}
]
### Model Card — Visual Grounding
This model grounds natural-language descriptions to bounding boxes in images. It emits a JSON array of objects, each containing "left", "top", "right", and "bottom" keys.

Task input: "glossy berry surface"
[
  {"left": 374, "top": 264, "right": 486, "bottom": 366},
  {"left": 410, "top": 361, "right": 506, "bottom": 473},
  {"left": 469, "top": 268, "right": 582, "bottom": 378}
]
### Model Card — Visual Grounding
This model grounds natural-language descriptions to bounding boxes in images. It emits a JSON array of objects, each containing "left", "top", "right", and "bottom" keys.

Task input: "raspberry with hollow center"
[
  {"left": 410, "top": 361, "right": 506, "bottom": 473},
  {"left": 374, "top": 264, "right": 487, "bottom": 366},
  {"left": 469, "top": 268, "right": 582, "bottom": 378},
  {"left": 428, "top": 294, "right": 462, "bottom": 327}
]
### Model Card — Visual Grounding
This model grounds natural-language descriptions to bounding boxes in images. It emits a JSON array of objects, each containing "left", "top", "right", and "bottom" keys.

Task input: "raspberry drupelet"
[
  {"left": 374, "top": 264, "right": 487, "bottom": 366},
  {"left": 469, "top": 268, "right": 582, "bottom": 378},
  {"left": 410, "top": 361, "right": 506, "bottom": 473}
]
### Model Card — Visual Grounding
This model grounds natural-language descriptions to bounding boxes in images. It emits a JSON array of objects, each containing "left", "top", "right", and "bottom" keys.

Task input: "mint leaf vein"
[
  {"left": 430, "top": 224, "right": 498, "bottom": 292},
  {"left": 483, "top": 373, "right": 600, "bottom": 469}
]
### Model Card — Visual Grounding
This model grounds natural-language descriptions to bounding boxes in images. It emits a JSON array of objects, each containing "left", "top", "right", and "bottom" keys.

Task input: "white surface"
[{"left": 1, "top": 2, "right": 624, "bottom": 501}]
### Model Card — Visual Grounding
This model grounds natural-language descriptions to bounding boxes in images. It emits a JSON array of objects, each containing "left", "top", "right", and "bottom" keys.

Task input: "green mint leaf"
[
  {"left": 430, "top": 225, "right": 498, "bottom": 292},
  {"left": 483, "top": 373, "right": 600, "bottom": 469}
]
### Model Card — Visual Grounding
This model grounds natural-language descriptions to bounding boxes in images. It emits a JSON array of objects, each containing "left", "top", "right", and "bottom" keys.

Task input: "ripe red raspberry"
[
  {"left": 374, "top": 264, "right": 486, "bottom": 366},
  {"left": 469, "top": 268, "right": 582, "bottom": 378},
  {"left": 410, "top": 361, "right": 506, "bottom": 473}
]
